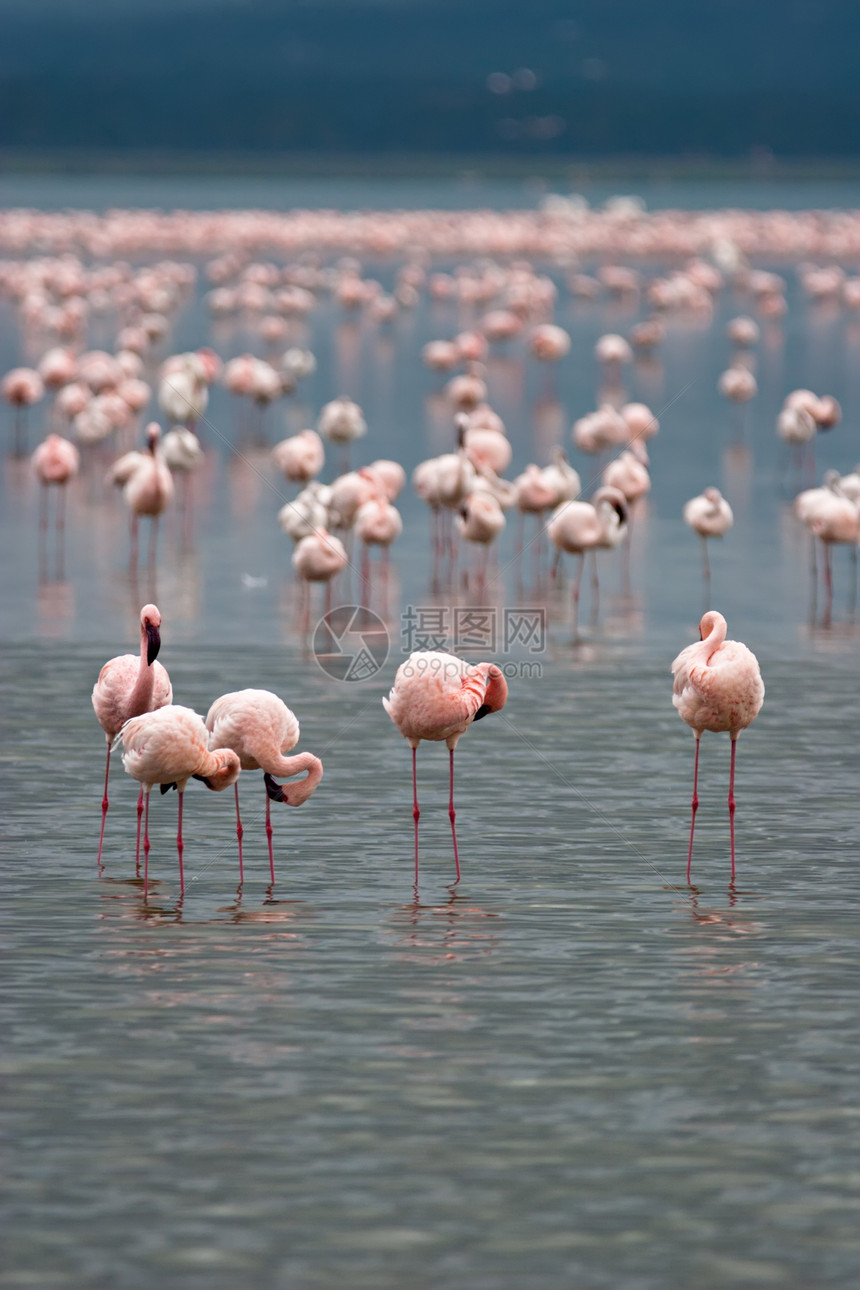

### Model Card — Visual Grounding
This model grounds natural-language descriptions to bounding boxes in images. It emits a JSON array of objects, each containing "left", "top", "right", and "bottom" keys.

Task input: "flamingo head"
[
  {"left": 141, "top": 603, "right": 162, "bottom": 664},
  {"left": 472, "top": 663, "right": 509, "bottom": 722},
  {"left": 196, "top": 750, "right": 241, "bottom": 792}
]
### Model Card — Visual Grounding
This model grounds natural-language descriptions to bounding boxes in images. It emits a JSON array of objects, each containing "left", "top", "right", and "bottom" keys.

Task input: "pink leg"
[
  {"left": 572, "top": 554, "right": 584, "bottom": 641},
  {"left": 234, "top": 782, "right": 244, "bottom": 885},
  {"left": 687, "top": 736, "right": 701, "bottom": 884},
  {"left": 130, "top": 513, "right": 139, "bottom": 569},
  {"left": 449, "top": 747, "right": 461, "bottom": 885},
  {"left": 176, "top": 789, "right": 185, "bottom": 894},
  {"left": 728, "top": 738, "right": 737, "bottom": 884},
  {"left": 97, "top": 743, "right": 111, "bottom": 866},
  {"left": 412, "top": 745, "right": 420, "bottom": 885},
  {"left": 143, "top": 790, "right": 151, "bottom": 897},
  {"left": 135, "top": 786, "right": 144, "bottom": 876},
  {"left": 265, "top": 793, "right": 275, "bottom": 885}
]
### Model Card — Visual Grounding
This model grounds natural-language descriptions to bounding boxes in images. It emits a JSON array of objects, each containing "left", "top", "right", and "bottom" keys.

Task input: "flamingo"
[
  {"left": 354, "top": 495, "right": 403, "bottom": 587},
  {"left": 672, "top": 611, "right": 764, "bottom": 883},
  {"left": 683, "top": 487, "right": 733, "bottom": 597},
  {"left": 271, "top": 429, "right": 325, "bottom": 484},
  {"left": 122, "top": 422, "right": 174, "bottom": 568},
  {"left": 795, "top": 475, "right": 859, "bottom": 619},
  {"left": 383, "top": 651, "right": 508, "bottom": 884},
  {"left": 3, "top": 367, "right": 44, "bottom": 454},
  {"left": 91, "top": 604, "right": 173, "bottom": 866},
  {"left": 547, "top": 487, "right": 629, "bottom": 638},
  {"left": 119, "top": 705, "right": 241, "bottom": 895},
  {"left": 31, "top": 433, "right": 80, "bottom": 570},
  {"left": 205, "top": 689, "right": 324, "bottom": 885}
]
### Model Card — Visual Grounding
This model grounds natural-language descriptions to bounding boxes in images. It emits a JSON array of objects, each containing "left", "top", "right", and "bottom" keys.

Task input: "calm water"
[{"left": 2, "top": 175, "right": 860, "bottom": 1289}]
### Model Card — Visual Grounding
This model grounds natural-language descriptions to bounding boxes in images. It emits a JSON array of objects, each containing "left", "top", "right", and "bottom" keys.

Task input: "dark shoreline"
[{"left": 3, "top": 149, "right": 860, "bottom": 184}]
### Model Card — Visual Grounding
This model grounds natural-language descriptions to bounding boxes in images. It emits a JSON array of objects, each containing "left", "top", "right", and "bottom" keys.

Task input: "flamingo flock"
[{"left": 4, "top": 195, "right": 859, "bottom": 894}]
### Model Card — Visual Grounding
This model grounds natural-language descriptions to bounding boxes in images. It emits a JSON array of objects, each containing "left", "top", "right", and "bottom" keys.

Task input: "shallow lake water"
[{"left": 2, "top": 175, "right": 860, "bottom": 1289}]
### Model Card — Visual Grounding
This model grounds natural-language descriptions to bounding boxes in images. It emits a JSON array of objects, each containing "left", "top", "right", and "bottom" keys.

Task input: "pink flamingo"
[
  {"left": 120, "top": 705, "right": 241, "bottom": 896},
  {"left": 91, "top": 605, "right": 173, "bottom": 867},
  {"left": 672, "top": 611, "right": 764, "bottom": 884},
  {"left": 3, "top": 367, "right": 44, "bottom": 455},
  {"left": 31, "top": 433, "right": 80, "bottom": 574},
  {"left": 383, "top": 650, "right": 508, "bottom": 885},
  {"left": 205, "top": 689, "right": 324, "bottom": 885},
  {"left": 547, "top": 487, "right": 629, "bottom": 638},
  {"left": 123, "top": 423, "right": 174, "bottom": 568},
  {"left": 683, "top": 487, "right": 733, "bottom": 597}
]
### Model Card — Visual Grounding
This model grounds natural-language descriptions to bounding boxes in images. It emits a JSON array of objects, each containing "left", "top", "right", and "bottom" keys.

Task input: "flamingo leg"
[
  {"left": 143, "top": 789, "right": 151, "bottom": 897},
  {"left": 572, "top": 554, "right": 585, "bottom": 641},
  {"left": 412, "top": 745, "right": 420, "bottom": 885},
  {"left": 702, "top": 536, "right": 711, "bottom": 603},
  {"left": 687, "top": 736, "right": 701, "bottom": 885},
  {"left": 148, "top": 515, "right": 159, "bottom": 568},
  {"left": 822, "top": 541, "right": 833, "bottom": 621},
  {"left": 728, "top": 738, "right": 737, "bottom": 884},
  {"left": 234, "top": 781, "right": 244, "bottom": 886},
  {"left": 129, "top": 513, "right": 139, "bottom": 570},
  {"left": 135, "top": 786, "right": 144, "bottom": 876},
  {"left": 97, "top": 742, "right": 111, "bottom": 866},
  {"left": 449, "top": 747, "right": 461, "bottom": 885},
  {"left": 590, "top": 549, "right": 600, "bottom": 622},
  {"left": 265, "top": 792, "right": 275, "bottom": 885},
  {"left": 176, "top": 789, "right": 185, "bottom": 894}
]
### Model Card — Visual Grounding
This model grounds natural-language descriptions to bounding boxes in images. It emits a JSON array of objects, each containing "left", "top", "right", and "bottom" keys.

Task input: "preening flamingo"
[
  {"left": 120, "top": 705, "right": 241, "bottom": 895},
  {"left": 383, "top": 650, "right": 508, "bottom": 885},
  {"left": 672, "top": 611, "right": 764, "bottom": 883},
  {"left": 205, "top": 689, "right": 323, "bottom": 884},
  {"left": 91, "top": 604, "right": 173, "bottom": 866},
  {"left": 683, "top": 486, "right": 733, "bottom": 595}
]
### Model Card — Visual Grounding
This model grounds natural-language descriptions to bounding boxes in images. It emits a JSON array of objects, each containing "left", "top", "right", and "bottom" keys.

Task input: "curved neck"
[
  {"left": 701, "top": 614, "right": 727, "bottom": 659},
  {"left": 268, "top": 752, "right": 323, "bottom": 806}
]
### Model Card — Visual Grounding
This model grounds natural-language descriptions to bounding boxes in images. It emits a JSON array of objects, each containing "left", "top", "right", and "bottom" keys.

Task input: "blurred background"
[{"left": 1, "top": 0, "right": 859, "bottom": 173}]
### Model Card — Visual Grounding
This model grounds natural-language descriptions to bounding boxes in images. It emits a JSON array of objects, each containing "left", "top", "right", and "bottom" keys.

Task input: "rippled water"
[{"left": 3, "top": 175, "right": 860, "bottom": 1288}]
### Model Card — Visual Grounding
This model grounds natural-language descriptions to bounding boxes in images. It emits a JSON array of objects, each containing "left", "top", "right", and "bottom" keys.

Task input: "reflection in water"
[{"left": 384, "top": 890, "right": 502, "bottom": 965}]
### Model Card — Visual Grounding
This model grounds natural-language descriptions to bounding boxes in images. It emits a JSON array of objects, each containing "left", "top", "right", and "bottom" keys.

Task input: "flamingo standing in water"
[
  {"left": 205, "top": 689, "right": 323, "bottom": 885},
  {"left": 683, "top": 487, "right": 733, "bottom": 599},
  {"left": 91, "top": 605, "right": 173, "bottom": 866},
  {"left": 672, "top": 611, "right": 764, "bottom": 884},
  {"left": 31, "top": 433, "right": 80, "bottom": 575},
  {"left": 547, "top": 487, "right": 629, "bottom": 639},
  {"left": 383, "top": 650, "right": 508, "bottom": 885},
  {"left": 120, "top": 705, "right": 241, "bottom": 896},
  {"left": 122, "top": 422, "right": 174, "bottom": 569}
]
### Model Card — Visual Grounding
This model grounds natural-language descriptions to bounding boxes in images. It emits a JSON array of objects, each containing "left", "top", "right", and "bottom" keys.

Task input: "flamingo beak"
[
  {"left": 473, "top": 703, "right": 492, "bottom": 721},
  {"left": 264, "top": 772, "right": 288, "bottom": 803},
  {"left": 145, "top": 620, "right": 161, "bottom": 665},
  {"left": 192, "top": 773, "right": 214, "bottom": 790}
]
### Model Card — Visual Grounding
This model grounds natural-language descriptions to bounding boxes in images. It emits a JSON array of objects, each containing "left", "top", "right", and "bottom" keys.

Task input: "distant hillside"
[{"left": 1, "top": 0, "right": 857, "bottom": 157}]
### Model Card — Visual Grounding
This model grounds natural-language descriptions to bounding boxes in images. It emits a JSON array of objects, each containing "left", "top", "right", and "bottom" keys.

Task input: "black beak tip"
[
  {"left": 146, "top": 622, "right": 161, "bottom": 666},
  {"left": 264, "top": 772, "right": 287, "bottom": 804},
  {"left": 473, "top": 703, "right": 492, "bottom": 722}
]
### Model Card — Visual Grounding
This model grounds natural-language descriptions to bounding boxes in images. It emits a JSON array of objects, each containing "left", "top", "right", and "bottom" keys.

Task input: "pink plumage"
[
  {"left": 120, "top": 705, "right": 241, "bottom": 895},
  {"left": 383, "top": 650, "right": 508, "bottom": 884},
  {"left": 91, "top": 604, "right": 173, "bottom": 866},
  {"left": 671, "top": 611, "right": 764, "bottom": 883},
  {"left": 206, "top": 689, "right": 323, "bottom": 885}
]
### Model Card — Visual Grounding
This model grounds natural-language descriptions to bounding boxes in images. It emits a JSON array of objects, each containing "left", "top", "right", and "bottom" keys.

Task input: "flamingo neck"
[
  {"left": 128, "top": 621, "right": 155, "bottom": 712},
  {"left": 268, "top": 752, "right": 323, "bottom": 806}
]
